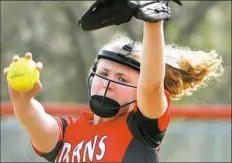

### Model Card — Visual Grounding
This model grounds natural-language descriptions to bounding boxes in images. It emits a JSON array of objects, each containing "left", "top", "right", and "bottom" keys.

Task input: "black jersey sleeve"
[{"left": 126, "top": 91, "right": 171, "bottom": 148}]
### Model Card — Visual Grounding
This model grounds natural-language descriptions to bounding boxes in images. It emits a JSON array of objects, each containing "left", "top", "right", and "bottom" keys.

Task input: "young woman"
[{"left": 4, "top": 4, "right": 223, "bottom": 163}]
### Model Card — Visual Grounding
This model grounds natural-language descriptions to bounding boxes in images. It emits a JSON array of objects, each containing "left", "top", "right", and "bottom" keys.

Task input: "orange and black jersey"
[{"left": 32, "top": 91, "right": 171, "bottom": 163}]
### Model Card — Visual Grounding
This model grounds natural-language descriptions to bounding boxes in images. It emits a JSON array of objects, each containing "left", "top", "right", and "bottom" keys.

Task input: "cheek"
[
  {"left": 91, "top": 77, "right": 102, "bottom": 94},
  {"left": 119, "top": 86, "right": 137, "bottom": 100}
]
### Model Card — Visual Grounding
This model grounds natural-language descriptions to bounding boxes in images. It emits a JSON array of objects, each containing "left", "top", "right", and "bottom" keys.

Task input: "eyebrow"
[
  {"left": 98, "top": 67, "right": 129, "bottom": 77},
  {"left": 98, "top": 67, "right": 110, "bottom": 72},
  {"left": 116, "top": 72, "right": 128, "bottom": 77}
]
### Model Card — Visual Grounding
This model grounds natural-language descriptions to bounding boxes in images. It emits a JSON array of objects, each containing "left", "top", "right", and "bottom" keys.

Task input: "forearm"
[
  {"left": 139, "top": 21, "right": 165, "bottom": 90},
  {"left": 13, "top": 98, "right": 57, "bottom": 140}
]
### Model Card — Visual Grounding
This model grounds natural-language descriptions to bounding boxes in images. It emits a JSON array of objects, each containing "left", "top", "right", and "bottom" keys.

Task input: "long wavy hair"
[{"left": 90, "top": 33, "right": 224, "bottom": 100}]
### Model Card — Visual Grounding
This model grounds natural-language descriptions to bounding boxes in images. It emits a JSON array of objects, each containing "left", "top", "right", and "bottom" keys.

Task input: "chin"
[{"left": 118, "top": 107, "right": 130, "bottom": 115}]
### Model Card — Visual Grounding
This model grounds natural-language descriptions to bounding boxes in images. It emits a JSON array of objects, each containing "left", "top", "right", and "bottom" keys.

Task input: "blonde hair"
[
  {"left": 101, "top": 32, "right": 142, "bottom": 61},
  {"left": 163, "top": 45, "right": 223, "bottom": 100},
  {"left": 92, "top": 33, "right": 224, "bottom": 100}
]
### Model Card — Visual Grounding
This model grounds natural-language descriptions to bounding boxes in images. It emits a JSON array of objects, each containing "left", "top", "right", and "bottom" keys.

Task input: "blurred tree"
[{"left": 1, "top": 1, "right": 231, "bottom": 105}]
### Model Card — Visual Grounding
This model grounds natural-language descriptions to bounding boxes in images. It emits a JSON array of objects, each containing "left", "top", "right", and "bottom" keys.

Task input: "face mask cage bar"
[{"left": 87, "top": 70, "right": 137, "bottom": 109}]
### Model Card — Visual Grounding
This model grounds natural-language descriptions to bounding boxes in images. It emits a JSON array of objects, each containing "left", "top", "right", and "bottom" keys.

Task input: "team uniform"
[{"left": 31, "top": 91, "right": 171, "bottom": 163}]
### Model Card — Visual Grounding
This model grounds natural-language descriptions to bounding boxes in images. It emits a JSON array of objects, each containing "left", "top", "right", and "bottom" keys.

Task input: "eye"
[
  {"left": 98, "top": 72, "right": 108, "bottom": 77},
  {"left": 118, "top": 77, "right": 127, "bottom": 83}
]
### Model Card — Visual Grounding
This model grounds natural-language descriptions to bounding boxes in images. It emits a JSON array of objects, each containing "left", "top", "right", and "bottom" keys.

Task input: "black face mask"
[
  {"left": 87, "top": 71, "right": 137, "bottom": 118},
  {"left": 89, "top": 95, "right": 120, "bottom": 118}
]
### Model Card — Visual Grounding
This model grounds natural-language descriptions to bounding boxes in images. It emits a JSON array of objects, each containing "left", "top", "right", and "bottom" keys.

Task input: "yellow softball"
[{"left": 7, "top": 57, "right": 40, "bottom": 92}]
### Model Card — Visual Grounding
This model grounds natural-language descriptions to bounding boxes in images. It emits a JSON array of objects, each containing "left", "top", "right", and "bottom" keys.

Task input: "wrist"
[
  {"left": 144, "top": 20, "right": 163, "bottom": 29},
  {"left": 143, "top": 21, "right": 164, "bottom": 37}
]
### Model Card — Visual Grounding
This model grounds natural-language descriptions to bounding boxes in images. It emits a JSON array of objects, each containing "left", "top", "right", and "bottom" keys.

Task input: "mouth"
[{"left": 93, "top": 93, "right": 118, "bottom": 102}]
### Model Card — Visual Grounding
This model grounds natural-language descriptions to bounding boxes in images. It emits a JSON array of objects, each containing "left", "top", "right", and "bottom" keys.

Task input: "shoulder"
[
  {"left": 55, "top": 112, "right": 93, "bottom": 127},
  {"left": 126, "top": 90, "right": 171, "bottom": 148},
  {"left": 129, "top": 90, "right": 171, "bottom": 130},
  {"left": 59, "top": 112, "right": 94, "bottom": 135}
]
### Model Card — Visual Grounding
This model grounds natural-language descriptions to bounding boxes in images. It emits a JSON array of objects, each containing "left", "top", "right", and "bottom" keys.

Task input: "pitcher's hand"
[{"left": 3, "top": 52, "right": 43, "bottom": 105}]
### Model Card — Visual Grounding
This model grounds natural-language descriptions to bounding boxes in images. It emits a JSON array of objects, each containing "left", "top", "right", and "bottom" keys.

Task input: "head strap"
[
  {"left": 118, "top": 43, "right": 134, "bottom": 56},
  {"left": 97, "top": 44, "right": 140, "bottom": 71}
]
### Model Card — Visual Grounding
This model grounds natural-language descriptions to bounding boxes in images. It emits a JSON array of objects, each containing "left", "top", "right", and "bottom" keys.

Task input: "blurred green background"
[
  {"left": 1, "top": 1, "right": 231, "bottom": 105},
  {"left": 1, "top": 1, "right": 231, "bottom": 162}
]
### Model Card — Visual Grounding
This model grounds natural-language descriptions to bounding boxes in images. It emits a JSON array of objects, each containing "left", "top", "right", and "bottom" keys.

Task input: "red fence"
[{"left": 0, "top": 102, "right": 231, "bottom": 119}]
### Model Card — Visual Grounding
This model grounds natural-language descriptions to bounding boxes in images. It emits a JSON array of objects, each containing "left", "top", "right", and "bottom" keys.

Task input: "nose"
[{"left": 103, "top": 80, "right": 114, "bottom": 91}]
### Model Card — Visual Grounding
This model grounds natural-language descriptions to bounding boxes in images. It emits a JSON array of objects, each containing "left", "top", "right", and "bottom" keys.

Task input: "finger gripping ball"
[{"left": 7, "top": 57, "right": 40, "bottom": 92}]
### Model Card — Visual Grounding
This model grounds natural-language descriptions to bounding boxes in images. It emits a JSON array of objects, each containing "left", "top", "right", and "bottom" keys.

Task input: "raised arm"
[{"left": 137, "top": 21, "right": 167, "bottom": 119}]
